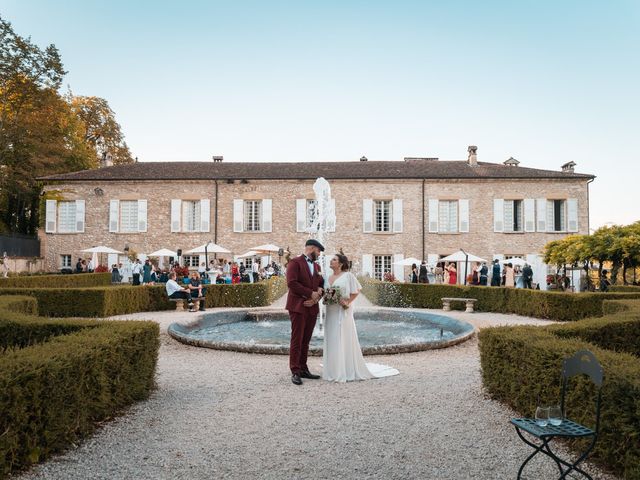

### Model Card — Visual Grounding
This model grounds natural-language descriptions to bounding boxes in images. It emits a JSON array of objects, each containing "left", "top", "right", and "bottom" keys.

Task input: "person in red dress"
[
  {"left": 231, "top": 262, "right": 240, "bottom": 284},
  {"left": 447, "top": 262, "right": 458, "bottom": 285},
  {"left": 286, "top": 239, "right": 325, "bottom": 385}
]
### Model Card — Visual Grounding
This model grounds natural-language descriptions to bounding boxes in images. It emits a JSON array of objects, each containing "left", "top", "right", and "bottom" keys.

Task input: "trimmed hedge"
[
  {"left": 0, "top": 276, "right": 289, "bottom": 317},
  {"left": 0, "top": 273, "right": 111, "bottom": 289},
  {"left": 0, "top": 297, "right": 159, "bottom": 478},
  {"left": 479, "top": 300, "right": 640, "bottom": 478},
  {"left": 360, "top": 278, "right": 640, "bottom": 321},
  {"left": 609, "top": 285, "right": 640, "bottom": 293}
]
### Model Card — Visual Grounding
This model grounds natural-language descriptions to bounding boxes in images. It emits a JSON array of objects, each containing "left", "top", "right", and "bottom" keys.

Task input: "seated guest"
[
  {"left": 165, "top": 272, "right": 195, "bottom": 312},
  {"left": 188, "top": 271, "right": 206, "bottom": 311}
]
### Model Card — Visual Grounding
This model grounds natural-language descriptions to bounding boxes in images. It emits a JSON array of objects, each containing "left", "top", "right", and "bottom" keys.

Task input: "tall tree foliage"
[{"left": 0, "top": 15, "right": 132, "bottom": 234}]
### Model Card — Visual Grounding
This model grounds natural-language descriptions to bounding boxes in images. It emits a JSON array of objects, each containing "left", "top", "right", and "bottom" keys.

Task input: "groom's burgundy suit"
[{"left": 286, "top": 254, "right": 323, "bottom": 375}]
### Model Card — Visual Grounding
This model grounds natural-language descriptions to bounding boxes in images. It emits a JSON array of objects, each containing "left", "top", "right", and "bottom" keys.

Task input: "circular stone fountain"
[{"left": 168, "top": 308, "right": 475, "bottom": 355}]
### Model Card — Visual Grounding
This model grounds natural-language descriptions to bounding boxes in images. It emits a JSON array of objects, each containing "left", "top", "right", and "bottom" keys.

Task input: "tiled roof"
[{"left": 40, "top": 160, "right": 595, "bottom": 182}]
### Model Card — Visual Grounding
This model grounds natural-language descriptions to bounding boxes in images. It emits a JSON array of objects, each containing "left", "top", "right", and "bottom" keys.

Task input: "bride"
[{"left": 322, "top": 253, "right": 399, "bottom": 382}]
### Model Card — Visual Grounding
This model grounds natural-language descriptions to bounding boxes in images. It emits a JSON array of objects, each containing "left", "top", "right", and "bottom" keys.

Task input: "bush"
[
  {"left": 609, "top": 285, "right": 640, "bottom": 292},
  {"left": 0, "top": 273, "right": 111, "bottom": 289},
  {"left": 479, "top": 299, "right": 640, "bottom": 478},
  {"left": 0, "top": 297, "right": 159, "bottom": 478},
  {"left": 359, "top": 278, "right": 640, "bottom": 321}
]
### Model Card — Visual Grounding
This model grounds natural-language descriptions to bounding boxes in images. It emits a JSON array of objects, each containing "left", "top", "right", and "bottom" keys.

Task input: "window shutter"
[
  {"left": 392, "top": 199, "right": 403, "bottom": 233},
  {"left": 567, "top": 198, "right": 578, "bottom": 232},
  {"left": 45, "top": 200, "right": 57, "bottom": 233},
  {"left": 200, "top": 199, "right": 210, "bottom": 232},
  {"left": 328, "top": 198, "right": 336, "bottom": 232},
  {"left": 296, "top": 199, "right": 306, "bottom": 232},
  {"left": 536, "top": 198, "right": 546, "bottom": 232},
  {"left": 524, "top": 199, "right": 535, "bottom": 232},
  {"left": 393, "top": 254, "right": 404, "bottom": 281},
  {"left": 74, "top": 200, "right": 85, "bottom": 233},
  {"left": 428, "top": 199, "right": 439, "bottom": 233},
  {"left": 493, "top": 199, "right": 504, "bottom": 232},
  {"left": 362, "top": 199, "right": 373, "bottom": 233},
  {"left": 138, "top": 200, "right": 148, "bottom": 232},
  {"left": 171, "top": 199, "right": 181, "bottom": 232},
  {"left": 459, "top": 199, "right": 469, "bottom": 233},
  {"left": 109, "top": 200, "right": 120, "bottom": 233},
  {"left": 233, "top": 199, "right": 244, "bottom": 232},
  {"left": 262, "top": 199, "right": 272, "bottom": 232},
  {"left": 362, "top": 254, "right": 373, "bottom": 277},
  {"left": 546, "top": 200, "right": 555, "bottom": 232}
]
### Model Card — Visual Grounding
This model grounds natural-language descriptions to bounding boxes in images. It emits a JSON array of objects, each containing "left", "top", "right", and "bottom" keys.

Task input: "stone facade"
[{"left": 41, "top": 171, "right": 592, "bottom": 290}]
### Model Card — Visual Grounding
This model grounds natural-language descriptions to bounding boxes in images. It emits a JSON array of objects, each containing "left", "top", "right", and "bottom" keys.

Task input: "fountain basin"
[{"left": 168, "top": 308, "right": 475, "bottom": 355}]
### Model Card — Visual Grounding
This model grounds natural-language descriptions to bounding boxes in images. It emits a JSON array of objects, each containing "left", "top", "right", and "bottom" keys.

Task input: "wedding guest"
[
  {"left": 132, "top": 259, "right": 142, "bottom": 285},
  {"left": 142, "top": 259, "right": 152, "bottom": 284},
  {"left": 252, "top": 260, "right": 260, "bottom": 283},
  {"left": 522, "top": 263, "right": 533, "bottom": 289},
  {"left": 505, "top": 262, "right": 515, "bottom": 288},
  {"left": 81, "top": 259, "right": 87, "bottom": 272},
  {"left": 111, "top": 264, "right": 121, "bottom": 283},
  {"left": 165, "top": 272, "right": 196, "bottom": 312},
  {"left": 87, "top": 258, "right": 94, "bottom": 273},
  {"left": 479, "top": 262, "right": 488, "bottom": 286},
  {"left": 2, "top": 252, "right": 10, "bottom": 278},
  {"left": 75, "top": 258, "right": 83, "bottom": 273},
  {"left": 447, "top": 263, "right": 457, "bottom": 285},
  {"left": 188, "top": 271, "right": 206, "bottom": 311},
  {"left": 411, "top": 263, "right": 418, "bottom": 283},
  {"left": 231, "top": 262, "right": 240, "bottom": 284},
  {"left": 491, "top": 259, "right": 501, "bottom": 286},
  {"left": 434, "top": 263, "right": 444, "bottom": 284},
  {"left": 418, "top": 261, "right": 429, "bottom": 283},
  {"left": 599, "top": 269, "right": 611, "bottom": 292}
]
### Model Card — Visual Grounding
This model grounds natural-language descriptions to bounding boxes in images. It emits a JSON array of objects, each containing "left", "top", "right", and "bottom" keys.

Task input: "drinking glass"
[
  {"left": 535, "top": 406, "right": 549, "bottom": 427},
  {"left": 548, "top": 405, "right": 563, "bottom": 426}
]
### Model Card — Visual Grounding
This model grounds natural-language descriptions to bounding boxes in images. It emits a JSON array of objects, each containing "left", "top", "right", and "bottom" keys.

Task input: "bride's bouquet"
[{"left": 323, "top": 286, "right": 348, "bottom": 309}]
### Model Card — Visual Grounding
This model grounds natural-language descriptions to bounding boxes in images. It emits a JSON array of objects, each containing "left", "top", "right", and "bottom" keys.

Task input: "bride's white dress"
[{"left": 322, "top": 272, "right": 399, "bottom": 382}]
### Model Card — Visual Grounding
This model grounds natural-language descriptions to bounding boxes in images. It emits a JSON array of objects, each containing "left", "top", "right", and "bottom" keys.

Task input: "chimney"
[
  {"left": 212, "top": 156, "right": 223, "bottom": 163},
  {"left": 561, "top": 161, "right": 576, "bottom": 173},
  {"left": 360, "top": 156, "right": 368, "bottom": 162},
  {"left": 467, "top": 146, "right": 478, "bottom": 166}
]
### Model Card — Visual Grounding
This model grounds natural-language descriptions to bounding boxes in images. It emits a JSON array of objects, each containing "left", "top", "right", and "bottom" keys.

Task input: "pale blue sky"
[{"left": 3, "top": 0, "right": 639, "bottom": 228}]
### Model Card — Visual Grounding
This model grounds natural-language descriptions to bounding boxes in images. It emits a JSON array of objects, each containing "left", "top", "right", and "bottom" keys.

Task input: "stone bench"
[
  {"left": 441, "top": 297, "right": 478, "bottom": 313},
  {"left": 169, "top": 298, "right": 200, "bottom": 311}
]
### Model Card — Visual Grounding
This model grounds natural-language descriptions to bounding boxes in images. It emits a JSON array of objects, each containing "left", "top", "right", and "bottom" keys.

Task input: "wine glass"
[
  {"left": 548, "top": 405, "right": 563, "bottom": 426},
  {"left": 535, "top": 406, "right": 549, "bottom": 427}
]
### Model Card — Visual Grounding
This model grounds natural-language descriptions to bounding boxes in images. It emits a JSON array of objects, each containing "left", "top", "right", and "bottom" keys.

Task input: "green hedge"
[
  {"left": 609, "top": 285, "right": 640, "bottom": 293},
  {"left": 0, "top": 276, "right": 289, "bottom": 317},
  {"left": 0, "top": 297, "right": 159, "bottom": 478},
  {"left": 360, "top": 278, "right": 640, "bottom": 321},
  {"left": 0, "top": 273, "right": 111, "bottom": 289},
  {"left": 479, "top": 301, "right": 640, "bottom": 478}
]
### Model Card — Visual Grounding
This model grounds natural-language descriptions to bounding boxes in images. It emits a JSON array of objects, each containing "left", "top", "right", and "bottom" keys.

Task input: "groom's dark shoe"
[
  {"left": 300, "top": 370, "right": 320, "bottom": 380},
  {"left": 291, "top": 374, "right": 303, "bottom": 385}
]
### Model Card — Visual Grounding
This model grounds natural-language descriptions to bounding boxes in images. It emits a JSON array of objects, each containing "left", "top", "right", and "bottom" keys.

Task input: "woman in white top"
[{"left": 322, "top": 253, "right": 399, "bottom": 383}]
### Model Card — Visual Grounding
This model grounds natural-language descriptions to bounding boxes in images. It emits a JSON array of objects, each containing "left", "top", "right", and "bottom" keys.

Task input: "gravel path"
[{"left": 13, "top": 297, "right": 620, "bottom": 480}]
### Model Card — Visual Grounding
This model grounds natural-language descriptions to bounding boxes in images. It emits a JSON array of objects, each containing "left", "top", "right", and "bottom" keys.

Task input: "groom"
[{"left": 286, "top": 239, "right": 325, "bottom": 385}]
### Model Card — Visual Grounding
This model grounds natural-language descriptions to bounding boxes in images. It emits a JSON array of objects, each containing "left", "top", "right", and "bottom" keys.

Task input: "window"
[
  {"left": 374, "top": 200, "right": 391, "bottom": 232},
  {"left": 183, "top": 255, "right": 200, "bottom": 268},
  {"left": 244, "top": 200, "right": 261, "bottom": 232},
  {"left": 60, "top": 254, "right": 71, "bottom": 268},
  {"left": 504, "top": 200, "right": 524, "bottom": 232},
  {"left": 547, "top": 200, "right": 566, "bottom": 232},
  {"left": 182, "top": 201, "right": 201, "bottom": 232},
  {"left": 306, "top": 199, "right": 318, "bottom": 229},
  {"left": 438, "top": 201, "right": 458, "bottom": 233},
  {"left": 120, "top": 200, "right": 139, "bottom": 232},
  {"left": 57, "top": 201, "right": 77, "bottom": 233},
  {"left": 373, "top": 255, "right": 392, "bottom": 281}
]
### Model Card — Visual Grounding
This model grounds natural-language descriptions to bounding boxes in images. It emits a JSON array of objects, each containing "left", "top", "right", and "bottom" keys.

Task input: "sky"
[{"left": 2, "top": 0, "right": 639, "bottom": 229}]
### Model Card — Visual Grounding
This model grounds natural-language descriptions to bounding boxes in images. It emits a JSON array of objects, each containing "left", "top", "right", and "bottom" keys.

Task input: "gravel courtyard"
[{"left": 14, "top": 296, "right": 620, "bottom": 480}]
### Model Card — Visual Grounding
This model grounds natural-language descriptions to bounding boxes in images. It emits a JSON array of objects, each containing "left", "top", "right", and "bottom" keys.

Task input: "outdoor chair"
[{"left": 510, "top": 349, "right": 603, "bottom": 480}]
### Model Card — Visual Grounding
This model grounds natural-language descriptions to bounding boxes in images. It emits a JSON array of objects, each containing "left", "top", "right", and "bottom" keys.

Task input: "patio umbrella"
[
  {"left": 439, "top": 250, "right": 488, "bottom": 285},
  {"left": 250, "top": 244, "right": 281, "bottom": 266},
  {"left": 237, "top": 250, "right": 259, "bottom": 258},
  {"left": 148, "top": 248, "right": 178, "bottom": 269},
  {"left": 81, "top": 246, "right": 124, "bottom": 268},
  {"left": 392, "top": 256, "right": 423, "bottom": 266},
  {"left": 500, "top": 257, "right": 527, "bottom": 267},
  {"left": 185, "top": 242, "right": 232, "bottom": 266}
]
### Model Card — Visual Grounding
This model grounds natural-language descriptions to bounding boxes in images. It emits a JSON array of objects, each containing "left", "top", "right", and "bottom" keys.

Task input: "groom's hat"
[{"left": 305, "top": 239, "right": 325, "bottom": 251}]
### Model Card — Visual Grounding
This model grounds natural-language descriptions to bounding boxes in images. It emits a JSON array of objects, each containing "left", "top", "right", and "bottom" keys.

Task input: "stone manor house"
[{"left": 40, "top": 147, "right": 594, "bottom": 290}]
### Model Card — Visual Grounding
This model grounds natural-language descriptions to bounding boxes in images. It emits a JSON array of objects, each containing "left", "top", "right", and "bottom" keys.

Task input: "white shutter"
[
  {"left": 200, "top": 199, "right": 210, "bottom": 232},
  {"left": 362, "top": 254, "right": 373, "bottom": 277},
  {"left": 45, "top": 200, "right": 57, "bottom": 233},
  {"left": 567, "top": 198, "right": 578, "bottom": 232},
  {"left": 546, "top": 200, "right": 555, "bottom": 232},
  {"left": 296, "top": 199, "right": 306, "bottom": 232},
  {"left": 393, "top": 254, "right": 404, "bottom": 281},
  {"left": 493, "top": 199, "right": 504, "bottom": 232},
  {"left": 459, "top": 199, "right": 469, "bottom": 233},
  {"left": 74, "top": 200, "right": 85, "bottom": 232},
  {"left": 262, "top": 199, "right": 272, "bottom": 232},
  {"left": 536, "top": 198, "right": 547, "bottom": 232},
  {"left": 171, "top": 199, "right": 181, "bottom": 232},
  {"left": 138, "top": 200, "right": 148, "bottom": 232},
  {"left": 233, "top": 199, "right": 244, "bottom": 232},
  {"left": 109, "top": 200, "right": 119, "bottom": 233},
  {"left": 392, "top": 199, "right": 403, "bottom": 233},
  {"left": 328, "top": 198, "right": 336, "bottom": 232},
  {"left": 362, "top": 199, "right": 373, "bottom": 233},
  {"left": 524, "top": 199, "right": 535, "bottom": 232},
  {"left": 428, "top": 199, "right": 439, "bottom": 233}
]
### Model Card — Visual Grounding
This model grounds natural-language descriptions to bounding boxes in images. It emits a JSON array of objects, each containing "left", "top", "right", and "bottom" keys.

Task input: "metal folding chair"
[{"left": 510, "top": 350, "right": 604, "bottom": 479}]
